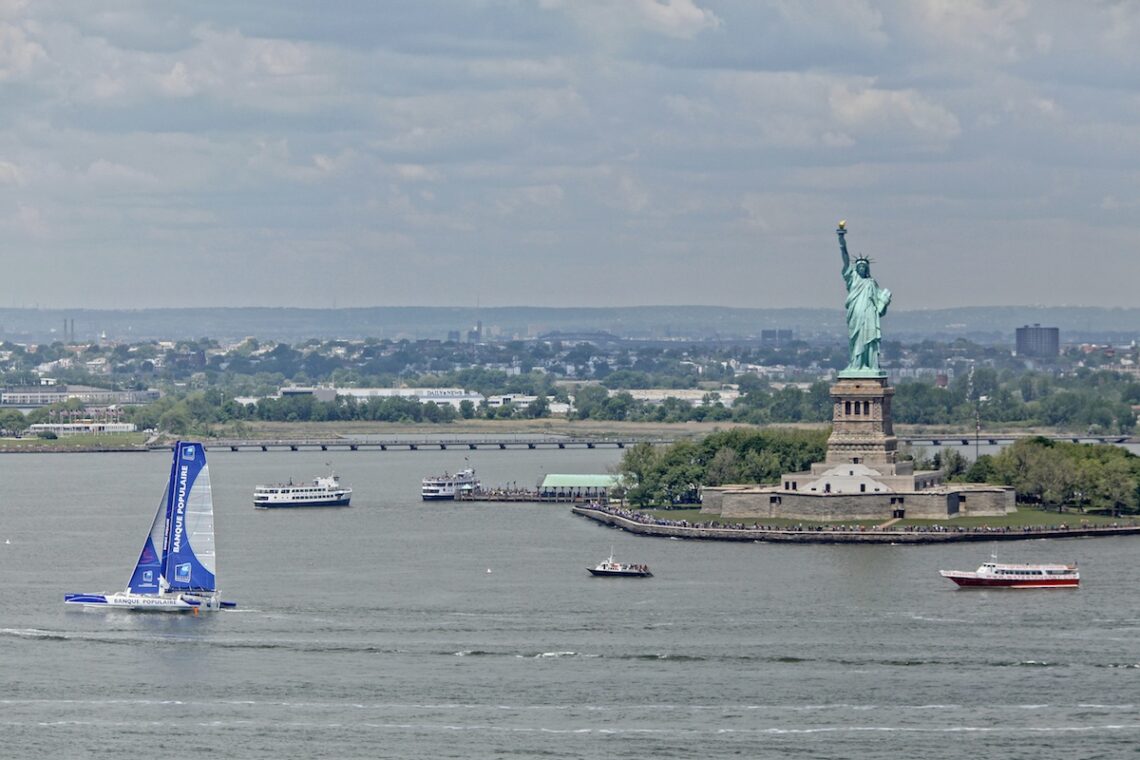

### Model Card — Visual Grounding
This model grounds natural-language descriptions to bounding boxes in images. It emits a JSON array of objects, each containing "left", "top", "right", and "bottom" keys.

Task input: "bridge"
[
  {"left": 162, "top": 436, "right": 674, "bottom": 452},
  {"left": 897, "top": 434, "right": 1133, "bottom": 447}
]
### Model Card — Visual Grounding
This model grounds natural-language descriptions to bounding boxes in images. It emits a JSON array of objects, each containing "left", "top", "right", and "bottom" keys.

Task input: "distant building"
[
  {"left": 0, "top": 385, "right": 159, "bottom": 406},
  {"left": 620, "top": 388, "right": 740, "bottom": 407},
  {"left": 1015, "top": 324, "right": 1060, "bottom": 358},
  {"left": 29, "top": 422, "right": 137, "bottom": 437},
  {"left": 760, "top": 329, "right": 794, "bottom": 346},
  {"left": 276, "top": 386, "right": 485, "bottom": 409},
  {"left": 467, "top": 320, "right": 483, "bottom": 343}
]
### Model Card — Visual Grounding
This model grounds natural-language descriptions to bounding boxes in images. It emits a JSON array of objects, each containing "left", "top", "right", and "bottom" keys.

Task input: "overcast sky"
[{"left": 1, "top": 1, "right": 1137, "bottom": 311}]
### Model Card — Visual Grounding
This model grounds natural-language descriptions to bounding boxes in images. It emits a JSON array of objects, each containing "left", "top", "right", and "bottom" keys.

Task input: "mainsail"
[{"left": 125, "top": 442, "right": 217, "bottom": 594}]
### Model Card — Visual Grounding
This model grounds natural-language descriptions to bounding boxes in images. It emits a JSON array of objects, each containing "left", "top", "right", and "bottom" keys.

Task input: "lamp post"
[{"left": 967, "top": 361, "right": 980, "bottom": 461}]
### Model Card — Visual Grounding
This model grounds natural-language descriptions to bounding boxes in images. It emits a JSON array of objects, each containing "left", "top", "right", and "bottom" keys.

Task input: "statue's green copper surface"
[{"left": 836, "top": 221, "right": 890, "bottom": 378}]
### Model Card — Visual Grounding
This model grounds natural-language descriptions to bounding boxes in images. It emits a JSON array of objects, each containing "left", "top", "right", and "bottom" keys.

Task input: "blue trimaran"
[{"left": 65, "top": 441, "right": 236, "bottom": 611}]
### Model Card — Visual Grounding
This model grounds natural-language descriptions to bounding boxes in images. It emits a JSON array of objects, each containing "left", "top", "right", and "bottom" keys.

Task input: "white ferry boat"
[
  {"left": 587, "top": 550, "right": 653, "bottom": 578},
  {"left": 421, "top": 468, "right": 480, "bottom": 500},
  {"left": 253, "top": 473, "right": 352, "bottom": 509},
  {"left": 940, "top": 560, "right": 1079, "bottom": 589}
]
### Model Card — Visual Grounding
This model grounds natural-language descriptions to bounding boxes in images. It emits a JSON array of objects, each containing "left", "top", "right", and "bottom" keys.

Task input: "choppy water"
[{"left": 1, "top": 448, "right": 1137, "bottom": 759}]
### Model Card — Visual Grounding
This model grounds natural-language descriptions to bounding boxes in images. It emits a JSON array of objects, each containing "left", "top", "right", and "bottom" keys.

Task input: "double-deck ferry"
[
  {"left": 253, "top": 473, "right": 352, "bottom": 509},
  {"left": 940, "top": 560, "right": 1079, "bottom": 589},
  {"left": 421, "top": 468, "right": 480, "bottom": 500}
]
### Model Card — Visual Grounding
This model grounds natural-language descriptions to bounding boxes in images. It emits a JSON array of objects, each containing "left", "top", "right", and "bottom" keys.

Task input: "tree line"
[{"left": 963, "top": 437, "right": 1140, "bottom": 514}]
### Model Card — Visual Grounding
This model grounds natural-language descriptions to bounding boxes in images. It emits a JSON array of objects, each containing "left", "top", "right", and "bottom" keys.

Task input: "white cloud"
[
  {"left": 540, "top": 0, "right": 720, "bottom": 40},
  {"left": 829, "top": 83, "right": 961, "bottom": 145},
  {"left": 158, "top": 61, "right": 195, "bottom": 97},
  {"left": 0, "top": 159, "right": 23, "bottom": 184},
  {"left": 0, "top": 20, "right": 46, "bottom": 80}
]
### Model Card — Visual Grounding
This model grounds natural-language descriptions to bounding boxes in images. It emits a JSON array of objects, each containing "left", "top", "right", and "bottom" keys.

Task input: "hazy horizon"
[{"left": 2, "top": 3, "right": 1138, "bottom": 311}]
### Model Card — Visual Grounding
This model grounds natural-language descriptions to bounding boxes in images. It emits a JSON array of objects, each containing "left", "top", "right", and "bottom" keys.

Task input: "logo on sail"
[
  {"left": 175, "top": 562, "right": 192, "bottom": 584},
  {"left": 182, "top": 445, "right": 196, "bottom": 460},
  {"left": 142, "top": 570, "right": 153, "bottom": 584},
  {"left": 171, "top": 465, "right": 189, "bottom": 554}
]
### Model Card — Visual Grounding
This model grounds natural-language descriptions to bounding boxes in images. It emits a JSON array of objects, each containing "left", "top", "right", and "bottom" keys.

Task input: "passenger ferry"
[
  {"left": 253, "top": 473, "right": 352, "bottom": 509},
  {"left": 940, "top": 559, "right": 1079, "bottom": 589},
  {"left": 421, "top": 467, "right": 480, "bottom": 500},
  {"left": 587, "top": 550, "right": 653, "bottom": 578}
]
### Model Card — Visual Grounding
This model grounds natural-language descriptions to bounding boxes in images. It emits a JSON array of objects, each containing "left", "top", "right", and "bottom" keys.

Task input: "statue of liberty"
[{"left": 836, "top": 221, "right": 891, "bottom": 376}]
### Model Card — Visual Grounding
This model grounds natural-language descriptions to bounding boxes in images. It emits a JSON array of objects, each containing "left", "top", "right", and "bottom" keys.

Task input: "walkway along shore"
[{"left": 572, "top": 505, "right": 1140, "bottom": 544}]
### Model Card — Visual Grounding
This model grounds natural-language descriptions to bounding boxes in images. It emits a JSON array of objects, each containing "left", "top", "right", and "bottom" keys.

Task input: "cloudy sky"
[{"left": 1, "top": 1, "right": 1137, "bottom": 311}]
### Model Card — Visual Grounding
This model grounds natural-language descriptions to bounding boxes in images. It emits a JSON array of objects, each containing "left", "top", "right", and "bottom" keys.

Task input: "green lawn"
[
  {"left": 894, "top": 510, "right": 1127, "bottom": 528},
  {"left": 0, "top": 433, "right": 149, "bottom": 451}
]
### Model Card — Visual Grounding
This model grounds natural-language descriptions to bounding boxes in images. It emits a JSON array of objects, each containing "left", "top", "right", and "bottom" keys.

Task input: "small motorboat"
[{"left": 587, "top": 550, "right": 653, "bottom": 578}]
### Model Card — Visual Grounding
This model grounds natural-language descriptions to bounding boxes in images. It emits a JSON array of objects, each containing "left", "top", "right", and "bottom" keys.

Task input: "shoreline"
[{"left": 572, "top": 506, "right": 1140, "bottom": 544}]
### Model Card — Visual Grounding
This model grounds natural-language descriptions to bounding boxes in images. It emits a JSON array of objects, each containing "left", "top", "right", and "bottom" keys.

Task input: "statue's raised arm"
[{"left": 837, "top": 219, "right": 849, "bottom": 271}]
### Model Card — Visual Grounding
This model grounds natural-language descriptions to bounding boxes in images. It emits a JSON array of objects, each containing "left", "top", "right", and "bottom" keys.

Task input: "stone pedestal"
[{"left": 825, "top": 375, "right": 898, "bottom": 467}]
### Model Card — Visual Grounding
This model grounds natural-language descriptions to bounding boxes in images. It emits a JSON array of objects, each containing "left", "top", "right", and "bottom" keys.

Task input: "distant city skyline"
[{"left": 1, "top": 2, "right": 1137, "bottom": 310}]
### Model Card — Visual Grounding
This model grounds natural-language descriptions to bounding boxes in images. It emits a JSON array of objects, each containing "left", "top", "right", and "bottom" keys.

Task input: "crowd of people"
[{"left": 579, "top": 502, "right": 1138, "bottom": 537}]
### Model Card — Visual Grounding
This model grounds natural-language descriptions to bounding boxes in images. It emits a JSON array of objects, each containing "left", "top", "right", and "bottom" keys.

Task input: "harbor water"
[{"left": 1, "top": 448, "right": 1137, "bottom": 759}]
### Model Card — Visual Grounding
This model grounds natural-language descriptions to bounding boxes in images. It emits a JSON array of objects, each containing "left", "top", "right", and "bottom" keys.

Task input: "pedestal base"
[{"left": 825, "top": 376, "right": 897, "bottom": 466}]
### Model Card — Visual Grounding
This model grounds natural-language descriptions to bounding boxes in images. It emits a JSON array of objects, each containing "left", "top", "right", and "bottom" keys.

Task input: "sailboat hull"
[{"left": 64, "top": 592, "right": 236, "bottom": 611}]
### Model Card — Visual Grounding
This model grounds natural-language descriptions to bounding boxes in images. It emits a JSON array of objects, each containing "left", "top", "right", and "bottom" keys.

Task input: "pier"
[{"left": 456, "top": 490, "right": 596, "bottom": 503}]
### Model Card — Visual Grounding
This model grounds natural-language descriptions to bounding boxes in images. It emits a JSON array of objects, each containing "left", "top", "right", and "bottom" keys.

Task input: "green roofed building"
[{"left": 539, "top": 474, "right": 621, "bottom": 502}]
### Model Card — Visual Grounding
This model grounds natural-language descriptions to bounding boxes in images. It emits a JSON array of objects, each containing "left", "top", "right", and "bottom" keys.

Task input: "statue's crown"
[{"left": 855, "top": 254, "right": 872, "bottom": 265}]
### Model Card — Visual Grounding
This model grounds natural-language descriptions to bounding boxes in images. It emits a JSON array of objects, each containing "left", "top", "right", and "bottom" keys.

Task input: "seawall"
[{"left": 571, "top": 507, "right": 1140, "bottom": 544}]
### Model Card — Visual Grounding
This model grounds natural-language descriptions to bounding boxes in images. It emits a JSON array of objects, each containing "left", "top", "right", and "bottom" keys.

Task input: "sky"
[{"left": 0, "top": 1, "right": 1138, "bottom": 311}]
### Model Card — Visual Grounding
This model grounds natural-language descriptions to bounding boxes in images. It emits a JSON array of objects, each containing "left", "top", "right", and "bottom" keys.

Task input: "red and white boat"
[{"left": 940, "top": 560, "right": 1079, "bottom": 589}]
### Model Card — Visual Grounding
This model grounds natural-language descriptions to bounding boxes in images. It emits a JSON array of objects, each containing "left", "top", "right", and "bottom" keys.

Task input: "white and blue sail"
[{"left": 65, "top": 441, "right": 235, "bottom": 611}]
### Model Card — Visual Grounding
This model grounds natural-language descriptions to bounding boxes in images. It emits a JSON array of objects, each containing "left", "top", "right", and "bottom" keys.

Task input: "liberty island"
[{"left": 700, "top": 221, "right": 1015, "bottom": 522}]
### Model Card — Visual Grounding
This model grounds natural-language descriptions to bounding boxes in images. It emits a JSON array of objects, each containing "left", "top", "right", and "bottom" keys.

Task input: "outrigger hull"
[{"left": 64, "top": 592, "right": 237, "bottom": 611}]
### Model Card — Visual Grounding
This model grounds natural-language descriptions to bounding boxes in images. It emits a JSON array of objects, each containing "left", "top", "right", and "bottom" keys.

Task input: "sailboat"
[{"left": 65, "top": 441, "right": 236, "bottom": 611}]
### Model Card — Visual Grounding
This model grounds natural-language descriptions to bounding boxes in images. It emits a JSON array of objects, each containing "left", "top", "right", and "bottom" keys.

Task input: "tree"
[
  {"left": 159, "top": 405, "right": 192, "bottom": 435},
  {"left": 704, "top": 447, "right": 740, "bottom": 486},
  {"left": 524, "top": 394, "right": 550, "bottom": 418},
  {"left": 619, "top": 442, "right": 663, "bottom": 508},
  {"left": 572, "top": 384, "right": 610, "bottom": 420},
  {"left": 0, "top": 408, "right": 29, "bottom": 434},
  {"left": 940, "top": 448, "right": 970, "bottom": 479}
]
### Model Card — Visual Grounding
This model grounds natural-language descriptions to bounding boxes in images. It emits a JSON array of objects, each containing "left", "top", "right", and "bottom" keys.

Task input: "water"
[{"left": 1, "top": 448, "right": 1137, "bottom": 759}]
